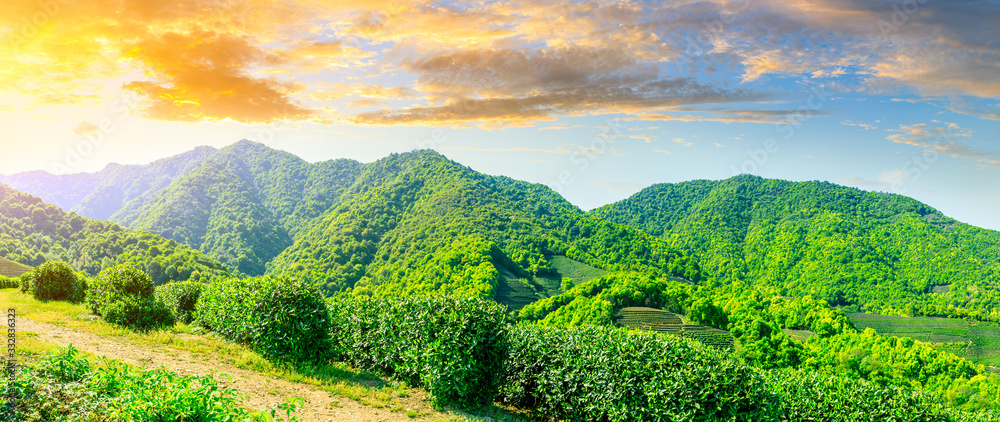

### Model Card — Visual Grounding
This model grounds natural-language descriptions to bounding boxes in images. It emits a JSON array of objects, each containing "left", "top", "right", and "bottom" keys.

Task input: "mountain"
[
  {"left": 0, "top": 142, "right": 701, "bottom": 303},
  {"left": 265, "top": 149, "right": 701, "bottom": 301},
  {"left": 0, "top": 146, "right": 217, "bottom": 221},
  {"left": 0, "top": 183, "right": 230, "bottom": 283},
  {"left": 109, "top": 141, "right": 362, "bottom": 275},
  {"left": 590, "top": 175, "right": 1000, "bottom": 320}
]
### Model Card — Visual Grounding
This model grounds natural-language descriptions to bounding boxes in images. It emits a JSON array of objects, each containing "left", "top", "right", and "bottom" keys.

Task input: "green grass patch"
[
  {"left": 0, "top": 256, "right": 32, "bottom": 277},
  {"left": 848, "top": 312, "right": 1000, "bottom": 367},
  {"left": 496, "top": 256, "right": 607, "bottom": 312}
]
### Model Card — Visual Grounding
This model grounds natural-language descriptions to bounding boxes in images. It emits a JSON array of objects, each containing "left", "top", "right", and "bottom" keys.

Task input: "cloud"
[
  {"left": 628, "top": 108, "right": 824, "bottom": 125},
  {"left": 2, "top": 0, "right": 1000, "bottom": 127},
  {"left": 122, "top": 29, "right": 314, "bottom": 123},
  {"left": 887, "top": 122, "right": 1000, "bottom": 167},
  {"left": 73, "top": 122, "right": 100, "bottom": 135},
  {"left": 839, "top": 169, "right": 912, "bottom": 193},
  {"left": 841, "top": 120, "right": 877, "bottom": 130}
]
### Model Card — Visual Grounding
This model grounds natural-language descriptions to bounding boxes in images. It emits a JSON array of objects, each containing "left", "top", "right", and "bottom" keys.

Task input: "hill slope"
[
  {"left": 590, "top": 175, "right": 1000, "bottom": 319},
  {"left": 266, "top": 150, "right": 702, "bottom": 298},
  {"left": 0, "top": 183, "right": 230, "bottom": 283},
  {"left": 0, "top": 256, "right": 32, "bottom": 277}
]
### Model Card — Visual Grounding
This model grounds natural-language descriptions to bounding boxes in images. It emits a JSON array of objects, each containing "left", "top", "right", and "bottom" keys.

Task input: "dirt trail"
[{"left": 18, "top": 318, "right": 446, "bottom": 422}]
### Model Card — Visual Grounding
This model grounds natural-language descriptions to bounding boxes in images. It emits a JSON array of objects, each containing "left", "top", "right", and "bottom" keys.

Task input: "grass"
[
  {"left": 0, "top": 256, "right": 32, "bottom": 277},
  {"left": 0, "top": 288, "right": 530, "bottom": 422},
  {"left": 848, "top": 312, "right": 1000, "bottom": 367}
]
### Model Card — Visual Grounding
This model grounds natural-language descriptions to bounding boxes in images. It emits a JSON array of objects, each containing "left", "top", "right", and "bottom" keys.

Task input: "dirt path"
[{"left": 18, "top": 318, "right": 448, "bottom": 422}]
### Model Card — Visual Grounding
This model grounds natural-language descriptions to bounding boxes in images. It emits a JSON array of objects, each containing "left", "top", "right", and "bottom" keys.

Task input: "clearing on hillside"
[
  {"left": 0, "top": 256, "right": 32, "bottom": 277},
  {"left": 496, "top": 255, "right": 607, "bottom": 312},
  {"left": 614, "top": 307, "right": 734, "bottom": 349},
  {"left": 849, "top": 312, "right": 1000, "bottom": 367}
]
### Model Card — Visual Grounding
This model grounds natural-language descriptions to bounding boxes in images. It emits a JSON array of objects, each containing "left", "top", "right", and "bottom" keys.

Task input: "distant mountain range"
[{"left": 2, "top": 141, "right": 998, "bottom": 317}]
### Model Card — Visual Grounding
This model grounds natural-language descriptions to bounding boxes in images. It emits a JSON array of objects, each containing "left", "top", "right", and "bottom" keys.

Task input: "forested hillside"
[
  {"left": 110, "top": 142, "right": 362, "bottom": 275},
  {"left": 0, "top": 184, "right": 229, "bottom": 283},
  {"left": 2, "top": 142, "right": 701, "bottom": 297},
  {"left": 591, "top": 175, "right": 1000, "bottom": 320},
  {"left": 267, "top": 150, "right": 702, "bottom": 297}
]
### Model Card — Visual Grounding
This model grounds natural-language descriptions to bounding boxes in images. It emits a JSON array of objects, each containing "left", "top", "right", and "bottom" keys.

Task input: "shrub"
[
  {"left": 20, "top": 261, "right": 84, "bottom": 302},
  {"left": 0, "top": 275, "right": 17, "bottom": 289},
  {"left": 195, "top": 276, "right": 330, "bottom": 363},
  {"left": 765, "top": 368, "right": 951, "bottom": 422},
  {"left": 155, "top": 281, "right": 202, "bottom": 324},
  {"left": 500, "top": 323, "right": 773, "bottom": 421},
  {"left": 328, "top": 295, "right": 510, "bottom": 409},
  {"left": 87, "top": 265, "right": 172, "bottom": 330},
  {"left": 102, "top": 295, "right": 175, "bottom": 331}
]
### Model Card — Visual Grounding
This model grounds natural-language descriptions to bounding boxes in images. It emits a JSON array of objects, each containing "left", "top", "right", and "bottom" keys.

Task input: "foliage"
[
  {"left": 0, "top": 275, "right": 19, "bottom": 289},
  {"left": 500, "top": 323, "right": 773, "bottom": 421},
  {"left": 265, "top": 150, "right": 703, "bottom": 297},
  {"left": 0, "top": 345, "right": 299, "bottom": 421},
  {"left": 86, "top": 265, "right": 173, "bottom": 330},
  {"left": 519, "top": 272, "right": 690, "bottom": 326},
  {"left": 765, "top": 367, "right": 953, "bottom": 422},
  {"left": 19, "top": 260, "right": 84, "bottom": 302},
  {"left": 0, "top": 183, "right": 230, "bottom": 284},
  {"left": 155, "top": 280, "right": 203, "bottom": 324},
  {"left": 195, "top": 276, "right": 331, "bottom": 363},
  {"left": 328, "top": 295, "right": 510, "bottom": 409},
  {"left": 590, "top": 175, "right": 1000, "bottom": 322}
]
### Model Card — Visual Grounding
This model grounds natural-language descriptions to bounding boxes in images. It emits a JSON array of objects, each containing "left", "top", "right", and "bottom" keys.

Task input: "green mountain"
[
  {"left": 265, "top": 149, "right": 701, "bottom": 301},
  {"left": 0, "top": 183, "right": 229, "bottom": 283},
  {"left": 1, "top": 142, "right": 700, "bottom": 302},
  {"left": 590, "top": 175, "right": 1000, "bottom": 320},
  {"left": 110, "top": 141, "right": 362, "bottom": 275}
]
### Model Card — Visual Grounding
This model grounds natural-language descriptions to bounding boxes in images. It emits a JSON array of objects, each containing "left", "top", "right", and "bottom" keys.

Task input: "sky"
[{"left": 0, "top": 0, "right": 998, "bottom": 230}]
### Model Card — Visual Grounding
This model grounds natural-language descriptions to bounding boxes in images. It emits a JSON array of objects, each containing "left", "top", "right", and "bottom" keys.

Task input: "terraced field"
[
  {"left": 497, "top": 256, "right": 608, "bottom": 312},
  {"left": 0, "top": 256, "right": 31, "bottom": 277},
  {"left": 614, "top": 307, "right": 734, "bottom": 349},
  {"left": 848, "top": 312, "right": 1000, "bottom": 367}
]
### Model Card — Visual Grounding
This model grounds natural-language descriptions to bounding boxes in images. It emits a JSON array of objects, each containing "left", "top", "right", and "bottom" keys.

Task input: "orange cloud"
[{"left": 122, "top": 29, "right": 312, "bottom": 123}]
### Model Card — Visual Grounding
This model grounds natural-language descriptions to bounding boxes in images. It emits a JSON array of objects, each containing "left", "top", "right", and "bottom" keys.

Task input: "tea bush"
[
  {"left": 765, "top": 368, "right": 951, "bottom": 422},
  {"left": 195, "top": 276, "right": 330, "bottom": 363},
  {"left": 155, "top": 281, "right": 202, "bottom": 324},
  {"left": 500, "top": 323, "right": 773, "bottom": 421},
  {"left": 19, "top": 261, "right": 84, "bottom": 302},
  {"left": 328, "top": 295, "right": 510, "bottom": 409},
  {"left": 86, "top": 265, "right": 173, "bottom": 330},
  {"left": 0, "top": 275, "right": 17, "bottom": 289}
]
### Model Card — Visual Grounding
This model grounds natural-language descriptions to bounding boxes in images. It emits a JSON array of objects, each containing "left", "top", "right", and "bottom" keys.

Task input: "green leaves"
[
  {"left": 328, "top": 295, "right": 510, "bottom": 409},
  {"left": 20, "top": 260, "right": 85, "bottom": 302},
  {"left": 1, "top": 346, "right": 294, "bottom": 421},
  {"left": 87, "top": 264, "right": 174, "bottom": 331},
  {"left": 154, "top": 280, "right": 202, "bottom": 324},
  {"left": 195, "top": 276, "right": 331, "bottom": 363},
  {"left": 501, "top": 324, "right": 773, "bottom": 421}
]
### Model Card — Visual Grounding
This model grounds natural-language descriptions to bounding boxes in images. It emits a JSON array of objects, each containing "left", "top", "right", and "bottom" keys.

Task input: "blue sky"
[{"left": 0, "top": 0, "right": 998, "bottom": 229}]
